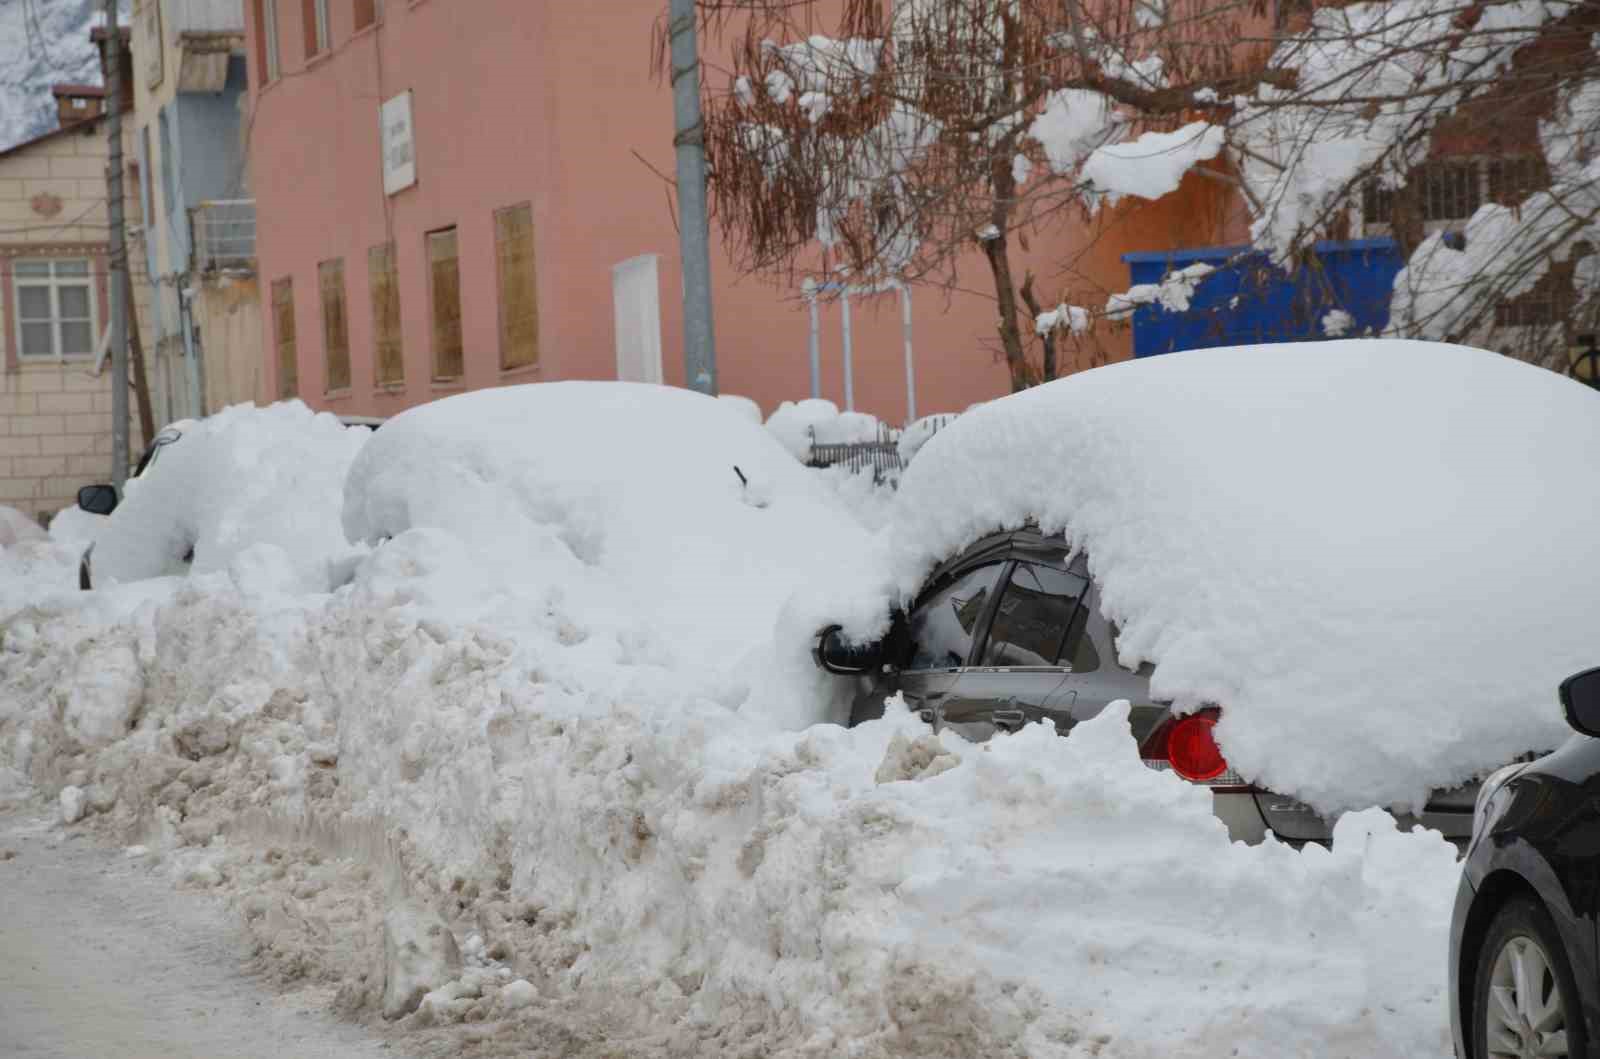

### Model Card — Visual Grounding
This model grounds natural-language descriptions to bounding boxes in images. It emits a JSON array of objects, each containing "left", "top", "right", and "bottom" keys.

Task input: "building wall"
[
  {"left": 0, "top": 118, "right": 150, "bottom": 524},
  {"left": 132, "top": 0, "right": 252, "bottom": 425},
  {"left": 245, "top": 0, "right": 1237, "bottom": 425}
]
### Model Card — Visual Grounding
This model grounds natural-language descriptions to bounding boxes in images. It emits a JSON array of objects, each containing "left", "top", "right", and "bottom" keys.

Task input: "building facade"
[
  {"left": 130, "top": 0, "right": 261, "bottom": 426},
  {"left": 241, "top": 0, "right": 1229, "bottom": 425},
  {"left": 0, "top": 35, "right": 152, "bottom": 524}
]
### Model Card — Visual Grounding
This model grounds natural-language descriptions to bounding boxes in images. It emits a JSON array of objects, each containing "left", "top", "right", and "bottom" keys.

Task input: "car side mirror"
[
  {"left": 813, "top": 624, "right": 883, "bottom": 676},
  {"left": 77, "top": 484, "right": 118, "bottom": 516},
  {"left": 1559, "top": 667, "right": 1600, "bottom": 737}
]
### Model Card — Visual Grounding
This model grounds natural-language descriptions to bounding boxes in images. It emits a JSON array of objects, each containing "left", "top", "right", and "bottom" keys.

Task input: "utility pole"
[
  {"left": 103, "top": 0, "right": 129, "bottom": 489},
  {"left": 667, "top": 0, "right": 717, "bottom": 395}
]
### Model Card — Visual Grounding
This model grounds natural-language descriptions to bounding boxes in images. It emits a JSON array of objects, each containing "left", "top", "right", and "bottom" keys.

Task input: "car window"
[
  {"left": 906, "top": 562, "right": 1004, "bottom": 671},
  {"left": 980, "top": 561, "right": 1090, "bottom": 668}
]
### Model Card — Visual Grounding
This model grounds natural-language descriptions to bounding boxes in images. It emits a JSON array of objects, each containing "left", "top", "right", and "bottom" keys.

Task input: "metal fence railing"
[
  {"left": 190, "top": 198, "right": 256, "bottom": 272},
  {"left": 805, "top": 423, "right": 906, "bottom": 483}
]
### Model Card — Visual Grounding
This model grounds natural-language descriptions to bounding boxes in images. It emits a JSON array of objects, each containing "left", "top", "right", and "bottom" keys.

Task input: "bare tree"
[
  {"left": 695, "top": 0, "right": 1283, "bottom": 391},
  {"left": 693, "top": 0, "right": 1600, "bottom": 390}
]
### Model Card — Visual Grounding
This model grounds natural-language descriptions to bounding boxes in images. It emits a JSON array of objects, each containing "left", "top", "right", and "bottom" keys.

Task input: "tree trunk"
[
  {"left": 983, "top": 155, "right": 1031, "bottom": 392},
  {"left": 1019, "top": 271, "right": 1056, "bottom": 382}
]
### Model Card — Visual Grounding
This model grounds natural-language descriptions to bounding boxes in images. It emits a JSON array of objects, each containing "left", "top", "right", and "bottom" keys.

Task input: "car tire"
[{"left": 1472, "top": 896, "right": 1587, "bottom": 1059}]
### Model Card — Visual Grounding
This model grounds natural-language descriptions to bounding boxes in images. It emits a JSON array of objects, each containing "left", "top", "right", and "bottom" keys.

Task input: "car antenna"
[{"left": 733, "top": 465, "right": 749, "bottom": 487}]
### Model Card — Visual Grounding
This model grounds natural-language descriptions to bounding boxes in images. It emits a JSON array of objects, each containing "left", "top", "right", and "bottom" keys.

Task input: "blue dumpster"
[{"left": 1120, "top": 238, "right": 1404, "bottom": 357}]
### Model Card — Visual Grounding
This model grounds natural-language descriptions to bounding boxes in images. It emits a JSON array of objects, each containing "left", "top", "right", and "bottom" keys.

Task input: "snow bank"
[
  {"left": 342, "top": 382, "right": 888, "bottom": 727},
  {"left": 0, "top": 371, "right": 1477, "bottom": 1056},
  {"left": 886, "top": 340, "right": 1596, "bottom": 813},
  {"left": 91, "top": 402, "right": 370, "bottom": 592}
]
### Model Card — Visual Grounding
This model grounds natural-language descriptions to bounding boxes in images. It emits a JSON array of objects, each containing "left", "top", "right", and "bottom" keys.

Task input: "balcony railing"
[
  {"left": 190, "top": 199, "right": 256, "bottom": 272},
  {"left": 167, "top": 0, "right": 245, "bottom": 35}
]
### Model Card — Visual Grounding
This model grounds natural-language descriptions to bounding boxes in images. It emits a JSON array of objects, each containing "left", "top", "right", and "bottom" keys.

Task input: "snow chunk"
[
  {"left": 1035, "top": 304, "right": 1090, "bottom": 336},
  {"left": 498, "top": 979, "right": 537, "bottom": 1010},
  {"left": 1027, "top": 89, "right": 1117, "bottom": 174},
  {"left": 383, "top": 902, "right": 462, "bottom": 1020},
  {"left": 888, "top": 340, "right": 1594, "bottom": 813},
  {"left": 1322, "top": 308, "right": 1355, "bottom": 337},
  {"left": 717, "top": 393, "right": 763, "bottom": 425},
  {"left": 1080, "top": 122, "right": 1224, "bottom": 204},
  {"left": 0, "top": 505, "right": 46, "bottom": 547},
  {"left": 1105, "top": 262, "right": 1214, "bottom": 320},
  {"left": 58, "top": 784, "right": 86, "bottom": 824}
]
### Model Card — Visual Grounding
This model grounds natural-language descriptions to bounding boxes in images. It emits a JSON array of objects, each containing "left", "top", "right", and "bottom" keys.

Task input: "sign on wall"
[{"left": 380, "top": 92, "right": 417, "bottom": 196}]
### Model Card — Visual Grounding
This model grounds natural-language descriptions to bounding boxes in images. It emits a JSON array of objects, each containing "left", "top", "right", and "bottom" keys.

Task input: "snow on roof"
[{"left": 886, "top": 339, "right": 1600, "bottom": 813}]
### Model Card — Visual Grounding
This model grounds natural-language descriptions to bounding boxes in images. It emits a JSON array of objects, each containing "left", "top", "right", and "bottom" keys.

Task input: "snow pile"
[
  {"left": 90, "top": 402, "right": 371, "bottom": 592},
  {"left": 0, "top": 371, "right": 1483, "bottom": 1057},
  {"left": 1080, "top": 121, "right": 1225, "bottom": 205},
  {"left": 763, "top": 397, "right": 886, "bottom": 461},
  {"left": 885, "top": 340, "right": 1597, "bottom": 813},
  {"left": 0, "top": 505, "right": 46, "bottom": 547},
  {"left": 896, "top": 411, "right": 960, "bottom": 464},
  {"left": 47, "top": 505, "right": 106, "bottom": 549}
]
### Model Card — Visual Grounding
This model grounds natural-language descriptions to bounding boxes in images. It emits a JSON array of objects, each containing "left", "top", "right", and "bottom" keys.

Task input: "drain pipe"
[
  {"left": 898, "top": 281, "right": 916, "bottom": 424},
  {"left": 841, "top": 288, "right": 854, "bottom": 412},
  {"left": 803, "top": 277, "right": 821, "bottom": 399}
]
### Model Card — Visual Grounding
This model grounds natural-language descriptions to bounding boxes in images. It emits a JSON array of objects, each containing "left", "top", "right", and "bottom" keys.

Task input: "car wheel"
[{"left": 1473, "top": 896, "right": 1586, "bottom": 1059}]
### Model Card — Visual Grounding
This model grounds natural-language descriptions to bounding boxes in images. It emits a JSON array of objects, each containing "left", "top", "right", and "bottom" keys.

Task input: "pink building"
[{"left": 243, "top": 1, "right": 1234, "bottom": 424}]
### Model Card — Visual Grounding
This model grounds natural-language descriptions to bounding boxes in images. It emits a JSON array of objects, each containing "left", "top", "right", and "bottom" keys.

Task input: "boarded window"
[
  {"left": 302, "top": 0, "right": 327, "bottom": 58},
  {"left": 428, "top": 228, "right": 464, "bottom": 380},
  {"left": 272, "top": 277, "right": 298, "bottom": 399},
  {"left": 319, "top": 258, "right": 351, "bottom": 391},
  {"left": 495, "top": 203, "right": 539, "bottom": 371},
  {"left": 354, "top": 0, "right": 376, "bottom": 30},
  {"left": 369, "top": 243, "right": 403, "bottom": 385}
]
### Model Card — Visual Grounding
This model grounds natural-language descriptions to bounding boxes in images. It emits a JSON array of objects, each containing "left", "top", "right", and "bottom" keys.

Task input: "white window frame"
[
  {"left": 263, "top": 0, "right": 281, "bottom": 81},
  {"left": 313, "top": 0, "right": 329, "bottom": 54},
  {"left": 12, "top": 259, "right": 98, "bottom": 361}
]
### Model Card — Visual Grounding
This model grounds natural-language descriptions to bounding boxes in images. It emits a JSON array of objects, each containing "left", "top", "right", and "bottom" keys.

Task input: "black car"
[
  {"left": 1449, "top": 666, "right": 1600, "bottom": 1059},
  {"left": 814, "top": 526, "right": 1486, "bottom": 846}
]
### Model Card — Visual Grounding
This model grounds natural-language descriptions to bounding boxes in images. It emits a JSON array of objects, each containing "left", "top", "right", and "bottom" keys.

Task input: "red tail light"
[
  {"left": 1141, "top": 707, "right": 1251, "bottom": 790},
  {"left": 1164, "top": 714, "right": 1227, "bottom": 781}
]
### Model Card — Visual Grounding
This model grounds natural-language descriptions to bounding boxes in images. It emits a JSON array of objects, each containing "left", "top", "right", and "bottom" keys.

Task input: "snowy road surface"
[{"left": 0, "top": 810, "right": 401, "bottom": 1059}]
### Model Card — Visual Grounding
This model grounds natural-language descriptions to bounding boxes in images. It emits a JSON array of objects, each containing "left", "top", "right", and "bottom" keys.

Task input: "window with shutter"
[
  {"left": 495, "top": 203, "right": 539, "bottom": 371},
  {"left": 302, "top": 0, "right": 327, "bottom": 58},
  {"left": 319, "top": 258, "right": 350, "bottom": 391},
  {"left": 428, "top": 228, "right": 464, "bottom": 380},
  {"left": 369, "top": 243, "right": 404, "bottom": 386},
  {"left": 272, "top": 277, "right": 298, "bottom": 399}
]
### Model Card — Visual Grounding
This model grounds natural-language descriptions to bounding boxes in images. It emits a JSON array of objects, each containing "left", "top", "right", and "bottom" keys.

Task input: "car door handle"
[{"left": 993, "top": 708, "right": 1026, "bottom": 731}]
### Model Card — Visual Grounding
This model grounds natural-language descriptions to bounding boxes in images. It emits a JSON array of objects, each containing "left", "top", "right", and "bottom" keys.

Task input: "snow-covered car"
[
  {"left": 816, "top": 339, "right": 1600, "bottom": 845},
  {"left": 74, "top": 408, "right": 381, "bottom": 590},
  {"left": 817, "top": 525, "right": 1477, "bottom": 845}
]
